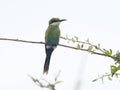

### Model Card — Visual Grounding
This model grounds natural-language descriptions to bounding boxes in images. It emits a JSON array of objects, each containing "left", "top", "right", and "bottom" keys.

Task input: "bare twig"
[{"left": 0, "top": 38, "right": 45, "bottom": 44}]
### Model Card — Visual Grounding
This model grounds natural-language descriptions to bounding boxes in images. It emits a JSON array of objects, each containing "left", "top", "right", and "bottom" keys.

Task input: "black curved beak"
[{"left": 59, "top": 19, "right": 67, "bottom": 22}]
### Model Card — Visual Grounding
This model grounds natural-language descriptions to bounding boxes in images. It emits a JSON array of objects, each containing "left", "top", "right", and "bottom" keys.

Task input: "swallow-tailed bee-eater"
[{"left": 43, "top": 18, "right": 66, "bottom": 74}]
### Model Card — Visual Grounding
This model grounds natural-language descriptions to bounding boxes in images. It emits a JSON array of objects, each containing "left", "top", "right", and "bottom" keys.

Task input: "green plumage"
[
  {"left": 43, "top": 18, "right": 66, "bottom": 74},
  {"left": 45, "top": 25, "right": 60, "bottom": 46}
]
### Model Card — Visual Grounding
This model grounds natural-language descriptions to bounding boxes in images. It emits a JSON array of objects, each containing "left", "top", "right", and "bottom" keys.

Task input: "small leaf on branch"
[
  {"left": 55, "top": 81, "right": 62, "bottom": 84},
  {"left": 77, "top": 44, "right": 81, "bottom": 50},
  {"left": 88, "top": 46, "right": 93, "bottom": 52},
  {"left": 113, "top": 51, "right": 120, "bottom": 64},
  {"left": 92, "top": 79, "right": 98, "bottom": 82},
  {"left": 104, "top": 49, "right": 112, "bottom": 56},
  {"left": 111, "top": 65, "right": 117, "bottom": 76},
  {"left": 72, "top": 38, "right": 75, "bottom": 43},
  {"left": 108, "top": 76, "right": 112, "bottom": 81},
  {"left": 74, "top": 36, "right": 79, "bottom": 42},
  {"left": 115, "top": 73, "right": 119, "bottom": 78}
]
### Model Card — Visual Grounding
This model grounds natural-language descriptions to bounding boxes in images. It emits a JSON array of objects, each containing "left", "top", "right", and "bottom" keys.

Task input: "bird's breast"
[{"left": 45, "top": 27, "right": 60, "bottom": 45}]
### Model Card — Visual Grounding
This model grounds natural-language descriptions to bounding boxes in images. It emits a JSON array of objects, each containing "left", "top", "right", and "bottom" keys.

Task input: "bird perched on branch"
[{"left": 43, "top": 18, "right": 66, "bottom": 74}]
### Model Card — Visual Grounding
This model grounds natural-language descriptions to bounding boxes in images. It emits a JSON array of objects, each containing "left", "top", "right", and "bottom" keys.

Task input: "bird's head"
[{"left": 49, "top": 18, "right": 66, "bottom": 26}]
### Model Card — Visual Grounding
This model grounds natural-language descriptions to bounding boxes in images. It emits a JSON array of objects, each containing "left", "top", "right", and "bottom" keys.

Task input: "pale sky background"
[{"left": 0, "top": 0, "right": 120, "bottom": 90}]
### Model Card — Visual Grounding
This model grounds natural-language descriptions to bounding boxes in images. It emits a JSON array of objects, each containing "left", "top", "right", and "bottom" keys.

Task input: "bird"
[{"left": 43, "top": 18, "right": 66, "bottom": 74}]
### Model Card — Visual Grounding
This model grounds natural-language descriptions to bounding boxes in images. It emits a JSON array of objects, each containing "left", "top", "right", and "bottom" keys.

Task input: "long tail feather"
[{"left": 43, "top": 48, "right": 54, "bottom": 74}]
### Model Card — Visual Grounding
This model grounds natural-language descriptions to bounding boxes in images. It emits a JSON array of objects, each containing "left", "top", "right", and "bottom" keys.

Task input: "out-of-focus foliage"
[{"left": 61, "top": 35, "right": 120, "bottom": 81}]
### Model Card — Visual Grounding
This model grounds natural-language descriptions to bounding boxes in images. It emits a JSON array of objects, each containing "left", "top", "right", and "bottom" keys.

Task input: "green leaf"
[
  {"left": 111, "top": 65, "right": 120, "bottom": 76},
  {"left": 77, "top": 44, "right": 81, "bottom": 50},
  {"left": 74, "top": 36, "right": 78, "bottom": 41},
  {"left": 117, "top": 65, "right": 120, "bottom": 70},
  {"left": 112, "top": 51, "right": 120, "bottom": 64},
  {"left": 55, "top": 81, "right": 62, "bottom": 84},
  {"left": 108, "top": 76, "right": 112, "bottom": 81},
  {"left": 92, "top": 79, "right": 98, "bottom": 82},
  {"left": 72, "top": 38, "right": 75, "bottom": 43},
  {"left": 47, "top": 84, "right": 54, "bottom": 89},
  {"left": 108, "top": 49, "right": 112, "bottom": 56},
  {"left": 115, "top": 73, "right": 119, "bottom": 78},
  {"left": 104, "top": 49, "right": 112, "bottom": 56},
  {"left": 111, "top": 65, "right": 117, "bottom": 76},
  {"left": 88, "top": 46, "right": 93, "bottom": 52}
]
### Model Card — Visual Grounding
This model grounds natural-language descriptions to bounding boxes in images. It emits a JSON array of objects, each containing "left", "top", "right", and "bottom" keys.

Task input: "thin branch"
[
  {"left": 0, "top": 38, "right": 45, "bottom": 44},
  {"left": 92, "top": 73, "right": 120, "bottom": 82},
  {"left": 28, "top": 75, "right": 45, "bottom": 88},
  {"left": 28, "top": 75, "right": 56, "bottom": 90},
  {"left": 1, "top": 37, "right": 119, "bottom": 81},
  {"left": 0, "top": 37, "right": 111, "bottom": 58},
  {"left": 60, "top": 36, "right": 105, "bottom": 53},
  {"left": 59, "top": 44, "right": 105, "bottom": 56}
]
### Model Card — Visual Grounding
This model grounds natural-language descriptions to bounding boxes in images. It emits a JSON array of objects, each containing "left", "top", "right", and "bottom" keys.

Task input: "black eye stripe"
[
  {"left": 49, "top": 20, "right": 59, "bottom": 24},
  {"left": 49, "top": 18, "right": 60, "bottom": 25}
]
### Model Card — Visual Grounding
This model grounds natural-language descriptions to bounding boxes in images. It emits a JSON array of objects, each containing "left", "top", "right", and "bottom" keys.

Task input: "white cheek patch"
[
  {"left": 46, "top": 45, "right": 57, "bottom": 49},
  {"left": 51, "top": 22, "right": 60, "bottom": 26}
]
